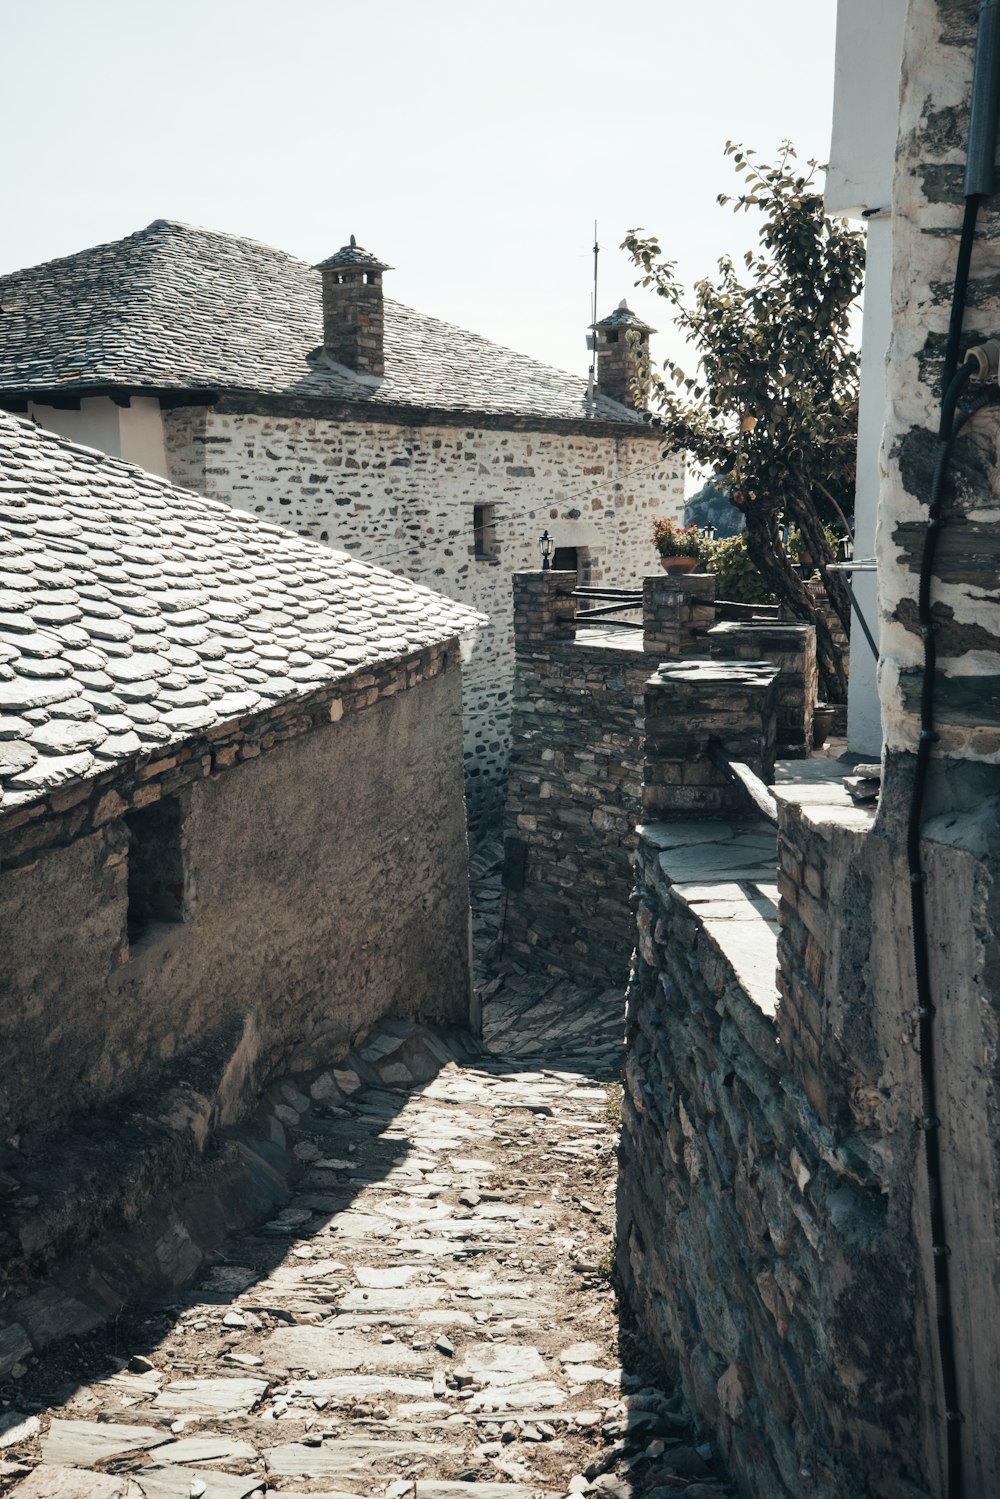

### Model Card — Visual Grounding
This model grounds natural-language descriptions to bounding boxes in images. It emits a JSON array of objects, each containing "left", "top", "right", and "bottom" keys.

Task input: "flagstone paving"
[{"left": 0, "top": 971, "right": 730, "bottom": 1499}]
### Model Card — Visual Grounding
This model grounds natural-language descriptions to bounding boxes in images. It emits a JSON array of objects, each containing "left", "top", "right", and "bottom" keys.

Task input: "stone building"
[
  {"left": 614, "top": 3, "right": 1000, "bottom": 1496},
  {"left": 0, "top": 408, "right": 481, "bottom": 1149},
  {"left": 0, "top": 221, "right": 683, "bottom": 830}
]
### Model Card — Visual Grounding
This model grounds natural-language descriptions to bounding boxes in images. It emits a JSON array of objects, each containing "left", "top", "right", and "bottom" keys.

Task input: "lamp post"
[{"left": 539, "top": 530, "right": 554, "bottom": 571}]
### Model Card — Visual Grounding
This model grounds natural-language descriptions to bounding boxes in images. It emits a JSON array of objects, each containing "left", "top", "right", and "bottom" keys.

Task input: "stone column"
[
  {"left": 709, "top": 620, "right": 817, "bottom": 757},
  {"left": 642, "top": 572, "right": 716, "bottom": 657},
  {"left": 643, "top": 659, "right": 779, "bottom": 818},
  {"left": 512, "top": 570, "right": 577, "bottom": 651}
]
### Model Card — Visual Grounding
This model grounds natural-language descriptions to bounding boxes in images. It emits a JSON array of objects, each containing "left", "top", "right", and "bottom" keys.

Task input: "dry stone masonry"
[
  {"left": 708, "top": 621, "right": 817, "bottom": 758},
  {"left": 502, "top": 574, "right": 648, "bottom": 986},
  {"left": 642, "top": 573, "right": 715, "bottom": 659},
  {"left": 502, "top": 572, "right": 785, "bottom": 988},
  {"left": 618, "top": 757, "right": 936, "bottom": 1498},
  {"left": 642, "top": 661, "right": 778, "bottom": 821}
]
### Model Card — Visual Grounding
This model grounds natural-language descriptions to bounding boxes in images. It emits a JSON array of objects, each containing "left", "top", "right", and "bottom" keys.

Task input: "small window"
[
  {"left": 124, "top": 797, "right": 185, "bottom": 951},
  {"left": 606, "top": 330, "right": 620, "bottom": 344},
  {"left": 473, "top": 504, "right": 498, "bottom": 560}
]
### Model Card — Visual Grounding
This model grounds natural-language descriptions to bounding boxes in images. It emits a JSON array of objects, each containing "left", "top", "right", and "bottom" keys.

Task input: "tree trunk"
[
  {"left": 784, "top": 469, "right": 853, "bottom": 640},
  {"left": 738, "top": 497, "right": 848, "bottom": 704}
]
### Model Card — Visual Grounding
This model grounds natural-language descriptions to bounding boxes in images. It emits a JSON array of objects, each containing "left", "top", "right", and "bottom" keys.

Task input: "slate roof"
[
  {"left": 0, "top": 412, "right": 483, "bottom": 811},
  {"left": 0, "top": 220, "right": 647, "bottom": 428},
  {"left": 593, "top": 300, "right": 655, "bottom": 333},
  {"left": 315, "top": 237, "right": 391, "bottom": 273}
]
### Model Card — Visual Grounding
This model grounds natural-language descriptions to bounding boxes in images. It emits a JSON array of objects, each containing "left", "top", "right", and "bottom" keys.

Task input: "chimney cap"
[
  {"left": 315, "top": 235, "right": 392, "bottom": 273},
  {"left": 592, "top": 299, "right": 655, "bottom": 334}
]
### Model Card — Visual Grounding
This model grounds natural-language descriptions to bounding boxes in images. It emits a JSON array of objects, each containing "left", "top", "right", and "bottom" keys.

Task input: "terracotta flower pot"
[
  {"left": 659, "top": 555, "right": 700, "bottom": 574},
  {"left": 812, "top": 704, "right": 836, "bottom": 749}
]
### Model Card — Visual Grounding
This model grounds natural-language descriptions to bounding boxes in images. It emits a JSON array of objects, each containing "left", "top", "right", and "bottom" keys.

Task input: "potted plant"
[
  {"left": 812, "top": 703, "right": 836, "bottom": 748},
  {"left": 652, "top": 518, "right": 705, "bottom": 573}
]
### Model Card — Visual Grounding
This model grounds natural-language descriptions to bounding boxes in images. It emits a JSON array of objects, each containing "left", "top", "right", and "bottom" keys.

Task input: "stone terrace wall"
[
  {"left": 163, "top": 408, "right": 683, "bottom": 832},
  {"left": 618, "top": 783, "right": 938, "bottom": 1499},
  {"left": 502, "top": 576, "right": 780, "bottom": 988},
  {"left": 0, "top": 642, "right": 471, "bottom": 1140}
]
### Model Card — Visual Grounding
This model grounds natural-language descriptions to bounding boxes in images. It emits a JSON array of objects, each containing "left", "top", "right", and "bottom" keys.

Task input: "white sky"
[{"left": 0, "top": 0, "right": 837, "bottom": 382}]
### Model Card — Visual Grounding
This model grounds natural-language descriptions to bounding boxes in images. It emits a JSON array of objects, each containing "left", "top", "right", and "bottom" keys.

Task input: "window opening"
[
  {"left": 552, "top": 546, "right": 579, "bottom": 576},
  {"left": 124, "top": 797, "right": 185, "bottom": 949},
  {"left": 473, "top": 504, "right": 498, "bottom": 560}
]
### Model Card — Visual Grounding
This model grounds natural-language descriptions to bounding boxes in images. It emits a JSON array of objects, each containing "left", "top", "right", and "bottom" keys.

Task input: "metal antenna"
[{"left": 587, "top": 221, "right": 599, "bottom": 398}]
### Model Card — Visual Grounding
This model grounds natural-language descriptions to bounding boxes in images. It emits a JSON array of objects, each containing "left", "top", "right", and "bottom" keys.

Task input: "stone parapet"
[
  {"left": 511, "top": 570, "right": 578, "bottom": 649},
  {"left": 618, "top": 793, "right": 927, "bottom": 1499},
  {"left": 642, "top": 571, "right": 716, "bottom": 657},
  {"left": 643, "top": 659, "right": 779, "bottom": 818},
  {"left": 709, "top": 620, "right": 817, "bottom": 757}
]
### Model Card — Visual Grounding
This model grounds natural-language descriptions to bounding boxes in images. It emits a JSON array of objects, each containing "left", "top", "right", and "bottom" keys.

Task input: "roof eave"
[{"left": 0, "top": 381, "right": 664, "bottom": 440}]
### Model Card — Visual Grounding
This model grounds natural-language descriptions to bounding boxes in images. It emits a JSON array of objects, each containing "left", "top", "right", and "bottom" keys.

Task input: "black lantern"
[{"left": 539, "top": 530, "right": 554, "bottom": 571}]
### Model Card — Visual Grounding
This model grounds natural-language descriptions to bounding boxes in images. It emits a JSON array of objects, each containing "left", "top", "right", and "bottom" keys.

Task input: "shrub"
[{"left": 703, "top": 533, "right": 775, "bottom": 605}]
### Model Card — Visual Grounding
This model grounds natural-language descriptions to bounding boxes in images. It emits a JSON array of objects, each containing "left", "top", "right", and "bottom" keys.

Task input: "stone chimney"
[
  {"left": 315, "top": 236, "right": 392, "bottom": 376},
  {"left": 592, "top": 300, "right": 654, "bottom": 410}
]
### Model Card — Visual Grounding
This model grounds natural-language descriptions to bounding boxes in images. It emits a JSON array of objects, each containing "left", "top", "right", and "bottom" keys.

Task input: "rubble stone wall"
[
  {"left": 162, "top": 406, "right": 683, "bottom": 830},
  {"left": 618, "top": 787, "right": 937, "bottom": 1499},
  {"left": 502, "top": 634, "right": 648, "bottom": 986},
  {"left": 709, "top": 620, "right": 817, "bottom": 758},
  {"left": 0, "top": 643, "right": 471, "bottom": 1138}
]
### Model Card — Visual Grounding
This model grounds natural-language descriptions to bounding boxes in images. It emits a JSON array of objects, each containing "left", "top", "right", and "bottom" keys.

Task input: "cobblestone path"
[{"left": 0, "top": 978, "right": 728, "bottom": 1499}]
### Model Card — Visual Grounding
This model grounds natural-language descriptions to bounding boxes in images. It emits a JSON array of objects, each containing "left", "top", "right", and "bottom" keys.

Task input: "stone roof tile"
[
  {"left": 0, "top": 220, "right": 646, "bottom": 427},
  {"left": 0, "top": 412, "right": 483, "bottom": 811}
]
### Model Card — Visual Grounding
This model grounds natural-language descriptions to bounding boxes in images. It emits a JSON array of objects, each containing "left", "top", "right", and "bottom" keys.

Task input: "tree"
[{"left": 623, "top": 142, "right": 866, "bottom": 703}]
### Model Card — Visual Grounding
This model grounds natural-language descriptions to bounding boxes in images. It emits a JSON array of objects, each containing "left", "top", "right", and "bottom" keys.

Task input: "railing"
[
  {"left": 571, "top": 586, "right": 643, "bottom": 630},
  {"left": 715, "top": 600, "right": 781, "bottom": 622}
]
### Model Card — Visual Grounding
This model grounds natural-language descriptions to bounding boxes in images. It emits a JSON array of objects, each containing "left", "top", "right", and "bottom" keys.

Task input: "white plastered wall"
[
  {"left": 826, "top": 0, "right": 907, "bottom": 757},
  {"left": 26, "top": 396, "right": 169, "bottom": 478}
]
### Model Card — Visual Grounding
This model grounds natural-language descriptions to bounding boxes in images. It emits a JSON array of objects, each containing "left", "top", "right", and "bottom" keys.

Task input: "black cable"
[
  {"left": 908, "top": 16, "right": 1000, "bottom": 1485},
  {"left": 942, "top": 200, "right": 981, "bottom": 394}
]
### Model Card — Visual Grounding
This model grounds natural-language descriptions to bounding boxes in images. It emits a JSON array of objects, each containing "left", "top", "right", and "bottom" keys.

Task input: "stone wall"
[
  {"left": 618, "top": 778, "right": 939, "bottom": 1499},
  {"left": 502, "top": 573, "right": 647, "bottom": 986},
  {"left": 162, "top": 407, "right": 683, "bottom": 830},
  {"left": 643, "top": 660, "right": 778, "bottom": 820},
  {"left": 502, "top": 574, "right": 780, "bottom": 988},
  {"left": 642, "top": 572, "right": 715, "bottom": 657},
  {"left": 710, "top": 620, "right": 817, "bottom": 757},
  {"left": 0, "top": 642, "right": 471, "bottom": 1139},
  {"left": 620, "top": 742, "right": 1000, "bottom": 1496}
]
